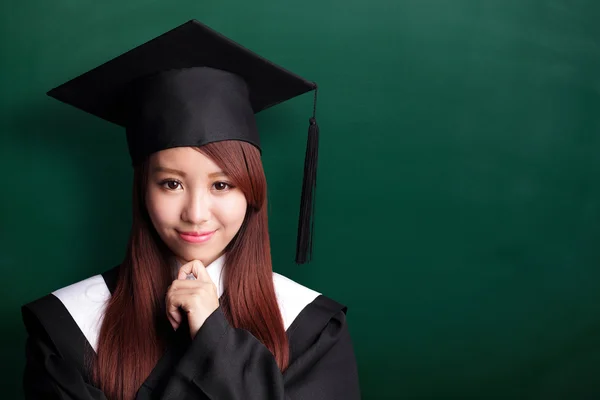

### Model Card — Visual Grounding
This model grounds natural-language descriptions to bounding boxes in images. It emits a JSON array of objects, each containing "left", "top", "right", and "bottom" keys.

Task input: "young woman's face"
[{"left": 146, "top": 146, "right": 248, "bottom": 266}]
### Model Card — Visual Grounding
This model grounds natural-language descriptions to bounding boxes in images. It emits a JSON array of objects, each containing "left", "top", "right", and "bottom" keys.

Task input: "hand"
[{"left": 166, "top": 260, "right": 220, "bottom": 339}]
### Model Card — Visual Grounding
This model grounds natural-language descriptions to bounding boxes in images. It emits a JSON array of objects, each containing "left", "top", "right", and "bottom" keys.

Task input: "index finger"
[{"left": 177, "top": 259, "right": 210, "bottom": 281}]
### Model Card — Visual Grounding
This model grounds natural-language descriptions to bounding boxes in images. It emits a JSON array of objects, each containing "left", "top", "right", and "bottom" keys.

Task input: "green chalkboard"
[{"left": 2, "top": 1, "right": 600, "bottom": 398}]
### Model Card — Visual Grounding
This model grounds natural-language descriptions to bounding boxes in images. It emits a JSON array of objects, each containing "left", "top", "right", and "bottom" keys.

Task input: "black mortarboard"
[{"left": 46, "top": 19, "right": 320, "bottom": 264}]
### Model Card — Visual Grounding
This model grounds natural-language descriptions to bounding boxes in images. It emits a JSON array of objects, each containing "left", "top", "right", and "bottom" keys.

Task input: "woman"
[{"left": 21, "top": 20, "right": 360, "bottom": 400}]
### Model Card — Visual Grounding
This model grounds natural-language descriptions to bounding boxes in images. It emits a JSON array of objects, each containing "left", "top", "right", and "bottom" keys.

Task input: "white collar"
[
  {"left": 173, "top": 254, "right": 226, "bottom": 298},
  {"left": 52, "top": 252, "right": 321, "bottom": 352}
]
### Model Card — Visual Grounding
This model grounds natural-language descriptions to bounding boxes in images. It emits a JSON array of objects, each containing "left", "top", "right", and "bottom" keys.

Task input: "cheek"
[
  {"left": 146, "top": 189, "right": 179, "bottom": 227},
  {"left": 217, "top": 193, "right": 248, "bottom": 228}
]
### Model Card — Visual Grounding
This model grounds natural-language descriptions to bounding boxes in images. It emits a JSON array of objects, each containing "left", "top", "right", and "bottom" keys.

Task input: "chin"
[{"left": 174, "top": 248, "right": 222, "bottom": 266}]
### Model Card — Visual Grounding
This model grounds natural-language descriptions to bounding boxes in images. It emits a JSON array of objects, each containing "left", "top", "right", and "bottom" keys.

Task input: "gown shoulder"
[{"left": 21, "top": 266, "right": 360, "bottom": 399}]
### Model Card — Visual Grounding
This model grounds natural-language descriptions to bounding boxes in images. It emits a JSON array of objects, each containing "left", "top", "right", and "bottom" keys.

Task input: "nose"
[{"left": 181, "top": 190, "right": 212, "bottom": 225}]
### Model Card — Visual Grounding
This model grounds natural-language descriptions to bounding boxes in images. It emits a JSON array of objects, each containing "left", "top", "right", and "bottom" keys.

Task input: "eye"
[
  {"left": 159, "top": 179, "right": 183, "bottom": 191},
  {"left": 213, "top": 181, "right": 233, "bottom": 191}
]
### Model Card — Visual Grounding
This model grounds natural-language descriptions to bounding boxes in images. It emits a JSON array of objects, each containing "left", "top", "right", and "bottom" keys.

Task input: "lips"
[
  {"left": 179, "top": 230, "right": 215, "bottom": 236},
  {"left": 178, "top": 230, "right": 216, "bottom": 244}
]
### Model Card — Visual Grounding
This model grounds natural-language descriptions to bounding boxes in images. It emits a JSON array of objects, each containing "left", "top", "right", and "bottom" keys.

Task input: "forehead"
[{"left": 149, "top": 147, "right": 221, "bottom": 172}]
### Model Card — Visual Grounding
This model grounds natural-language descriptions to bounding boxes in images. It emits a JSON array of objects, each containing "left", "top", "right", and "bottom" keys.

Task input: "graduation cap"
[{"left": 46, "top": 19, "right": 320, "bottom": 264}]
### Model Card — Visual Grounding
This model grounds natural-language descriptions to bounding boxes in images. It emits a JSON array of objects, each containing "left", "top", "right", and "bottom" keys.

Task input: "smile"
[{"left": 178, "top": 230, "right": 216, "bottom": 244}]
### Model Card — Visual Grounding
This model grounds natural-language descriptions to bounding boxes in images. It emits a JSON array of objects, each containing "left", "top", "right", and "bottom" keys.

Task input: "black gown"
[{"left": 21, "top": 263, "right": 361, "bottom": 400}]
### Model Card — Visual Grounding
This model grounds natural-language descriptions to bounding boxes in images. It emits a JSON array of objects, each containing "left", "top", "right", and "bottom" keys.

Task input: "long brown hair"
[{"left": 93, "top": 140, "right": 288, "bottom": 400}]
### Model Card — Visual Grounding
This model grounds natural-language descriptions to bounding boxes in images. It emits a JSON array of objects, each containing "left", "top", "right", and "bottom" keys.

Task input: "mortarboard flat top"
[{"left": 47, "top": 19, "right": 316, "bottom": 130}]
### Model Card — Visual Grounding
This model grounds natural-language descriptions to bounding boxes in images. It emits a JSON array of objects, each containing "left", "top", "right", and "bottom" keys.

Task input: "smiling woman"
[{"left": 20, "top": 20, "right": 360, "bottom": 400}]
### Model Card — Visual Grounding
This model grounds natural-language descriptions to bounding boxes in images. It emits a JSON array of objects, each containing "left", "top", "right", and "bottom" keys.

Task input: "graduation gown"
[{"left": 21, "top": 256, "right": 361, "bottom": 400}]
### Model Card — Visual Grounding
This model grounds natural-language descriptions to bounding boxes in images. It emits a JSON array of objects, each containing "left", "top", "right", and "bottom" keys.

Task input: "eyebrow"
[{"left": 152, "top": 166, "right": 227, "bottom": 178}]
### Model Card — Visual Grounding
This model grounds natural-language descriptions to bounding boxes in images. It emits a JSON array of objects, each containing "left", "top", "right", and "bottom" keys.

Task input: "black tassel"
[{"left": 296, "top": 86, "right": 319, "bottom": 264}]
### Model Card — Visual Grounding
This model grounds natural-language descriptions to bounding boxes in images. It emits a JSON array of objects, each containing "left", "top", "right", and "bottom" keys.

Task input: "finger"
[
  {"left": 167, "top": 287, "right": 203, "bottom": 297},
  {"left": 193, "top": 261, "right": 212, "bottom": 282},
  {"left": 178, "top": 260, "right": 209, "bottom": 281},
  {"left": 177, "top": 260, "right": 201, "bottom": 280},
  {"left": 167, "top": 312, "right": 180, "bottom": 331},
  {"left": 169, "top": 280, "right": 204, "bottom": 290},
  {"left": 166, "top": 296, "right": 183, "bottom": 327},
  {"left": 167, "top": 297, "right": 184, "bottom": 320}
]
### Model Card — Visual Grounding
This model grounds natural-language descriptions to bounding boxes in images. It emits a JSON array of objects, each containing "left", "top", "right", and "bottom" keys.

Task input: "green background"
[{"left": 2, "top": 1, "right": 600, "bottom": 398}]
